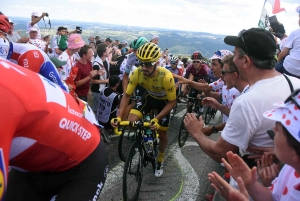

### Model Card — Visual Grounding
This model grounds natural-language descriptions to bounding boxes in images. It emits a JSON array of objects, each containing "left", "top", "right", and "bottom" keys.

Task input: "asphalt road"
[{"left": 98, "top": 103, "right": 224, "bottom": 201}]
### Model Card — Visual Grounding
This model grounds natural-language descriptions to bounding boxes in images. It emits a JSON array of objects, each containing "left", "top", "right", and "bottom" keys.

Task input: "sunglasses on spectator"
[
  {"left": 193, "top": 61, "right": 201, "bottom": 63},
  {"left": 34, "top": 16, "right": 39, "bottom": 18},
  {"left": 221, "top": 70, "right": 237, "bottom": 75},
  {"left": 284, "top": 89, "right": 300, "bottom": 110},
  {"left": 238, "top": 29, "right": 249, "bottom": 54},
  {"left": 140, "top": 62, "right": 156, "bottom": 68}
]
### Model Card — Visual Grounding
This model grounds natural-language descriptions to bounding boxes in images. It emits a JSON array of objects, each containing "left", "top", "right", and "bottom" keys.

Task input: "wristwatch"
[{"left": 212, "top": 126, "right": 218, "bottom": 133}]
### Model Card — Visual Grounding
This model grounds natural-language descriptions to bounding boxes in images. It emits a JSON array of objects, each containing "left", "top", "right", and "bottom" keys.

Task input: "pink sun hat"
[
  {"left": 263, "top": 90, "right": 300, "bottom": 142},
  {"left": 68, "top": 34, "right": 85, "bottom": 49}
]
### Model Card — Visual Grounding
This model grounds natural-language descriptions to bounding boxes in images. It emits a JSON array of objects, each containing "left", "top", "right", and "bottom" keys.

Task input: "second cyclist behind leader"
[{"left": 111, "top": 42, "right": 176, "bottom": 177}]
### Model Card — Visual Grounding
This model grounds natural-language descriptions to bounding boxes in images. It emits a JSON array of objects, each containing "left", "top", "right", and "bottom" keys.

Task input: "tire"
[
  {"left": 118, "top": 127, "right": 135, "bottom": 162},
  {"left": 204, "top": 107, "right": 214, "bottom": 125},
  {"left": 170, "top": 102, "right": 177, "bottom": 120},
  {"left": 178, "top": 114, "right": 189, "bottom": 148},
  {"left": 100, "top": 128, "right": 111, "bottom": 143},
  {"left": 123, "top": 140, "right": 143, "bottom": 201}
]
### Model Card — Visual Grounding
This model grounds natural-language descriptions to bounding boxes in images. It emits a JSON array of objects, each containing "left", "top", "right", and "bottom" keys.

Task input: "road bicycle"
[
  {"left": 178, "top": 96, "right": 204, "bottom": 147},
  {"left": 114, "top": 119, "right": 159, "bottom": 201},
  {"left": 204, "top": 106, "right": 218, "bottom": 125}
]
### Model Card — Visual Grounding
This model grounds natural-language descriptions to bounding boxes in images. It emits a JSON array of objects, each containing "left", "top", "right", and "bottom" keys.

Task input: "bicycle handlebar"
[{"left": 113, "top": 120, "right": 151, "bottom": 135}]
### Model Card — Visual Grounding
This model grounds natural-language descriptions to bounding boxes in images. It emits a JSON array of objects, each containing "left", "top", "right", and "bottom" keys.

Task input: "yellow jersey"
[{"left": 126, "top": 66, "right": 176, "bottom": 101}]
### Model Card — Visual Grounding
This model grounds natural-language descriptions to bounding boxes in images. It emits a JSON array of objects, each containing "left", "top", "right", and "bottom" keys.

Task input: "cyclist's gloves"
[
  {"left": 111, "top": 117, "right": 121, "bottom": 125},
  {"left": 150, "top": 118, "right": 160, "bottom": 129}
]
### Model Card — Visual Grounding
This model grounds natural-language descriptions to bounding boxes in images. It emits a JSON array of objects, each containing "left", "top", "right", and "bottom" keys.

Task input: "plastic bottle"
[
  {"left": 145, "top": 129, "right": 153, "bottom": 153},
  {"left": 145, "top": 115, "right": 151, "bottom": 122}
]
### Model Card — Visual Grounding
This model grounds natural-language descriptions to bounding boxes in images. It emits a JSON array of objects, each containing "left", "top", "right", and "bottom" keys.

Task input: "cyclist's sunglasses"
[
  {"left": 171, "top": 62, "right": 177, "bottom": 65},
  {"left": 193, "top": 61, "right": 201, "bottom": 63},
  {"left": 284, "top": 89, "right": 300, "bottom": 110},
  {"left": 238, "top": 29, "right": 249, "bottom": 54},
  {"left": 221, "top": 70, "right": 237, "bottom": 75},
  {"left": 140, "top": 61, "right": 156, "bottom": 68}
]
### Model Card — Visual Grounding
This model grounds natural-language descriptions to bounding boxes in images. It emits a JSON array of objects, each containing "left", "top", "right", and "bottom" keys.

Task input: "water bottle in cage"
[
  {"left": 145, "top": 128, "right": 153, "bottom": 153},
  {"left": 144, "top": 115, "right": 151, "bottom": 122}
]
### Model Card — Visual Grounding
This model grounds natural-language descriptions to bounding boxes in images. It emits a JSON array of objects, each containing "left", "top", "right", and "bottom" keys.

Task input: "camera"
[
  {"left": 76, "top": 26, "right": 82, "bottom": 34},
  {"left": 45, "top": 12, "right": 49, "bottom": 17}
]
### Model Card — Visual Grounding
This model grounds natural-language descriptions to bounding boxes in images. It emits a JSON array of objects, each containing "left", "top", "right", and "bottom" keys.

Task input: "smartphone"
[{"left": 269, "top": 15, "right": 279, "bottom": 32}]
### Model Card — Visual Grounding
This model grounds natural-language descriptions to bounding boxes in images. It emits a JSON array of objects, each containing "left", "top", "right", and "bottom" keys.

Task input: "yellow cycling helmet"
[{"left": 136, "top": 42, "right": 162, "bottom": 63}]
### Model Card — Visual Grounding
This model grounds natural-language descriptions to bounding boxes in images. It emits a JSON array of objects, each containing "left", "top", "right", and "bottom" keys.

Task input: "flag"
[
  {"left": 258, "top": 7, "right": 270, "bottom": 29},
  {"left": 265, "top": 0, "right": 286, "bottom": 14}
]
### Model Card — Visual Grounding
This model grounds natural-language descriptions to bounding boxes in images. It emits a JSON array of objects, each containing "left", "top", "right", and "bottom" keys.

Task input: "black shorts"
[
  {"left": 5, "top": 140, "right": 108, "bottom": 201},
  {"left": 130, "top": 91, "right": 170, "bottom": 131}
]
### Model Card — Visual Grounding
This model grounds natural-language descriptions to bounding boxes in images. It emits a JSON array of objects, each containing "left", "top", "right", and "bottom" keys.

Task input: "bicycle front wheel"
[
  {"left": 123, "top": 140, "right": 144, "bottom": 201},
  {"left": 118, "top": 126, "right": 135, "bottom": 162},
  {"left": 204, "top": 107, "right": 214, "bottom": 125},
  {"left": 178, "top": 114, "right": 189, "bottom": 148}
]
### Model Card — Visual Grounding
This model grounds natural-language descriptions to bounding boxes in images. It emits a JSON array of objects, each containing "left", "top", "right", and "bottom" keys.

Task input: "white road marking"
[
  {"left": 170, "top": 142, "right": 200, "bottom": 201},
  {"left": 174, "top": 108, "right": 187, "bottom": 118}
]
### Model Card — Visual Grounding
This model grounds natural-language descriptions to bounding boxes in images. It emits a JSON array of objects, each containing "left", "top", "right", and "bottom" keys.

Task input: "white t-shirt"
[
  {"left": 58, "top": 50, "right": 76, "bottom": 81},
  {"left": 270, "top": 165, "right": 300, "bottom": 201},
  {"left": 7, "top": 32, "right": 21, "bottom": 43},
  {"left": 26, "top": 21, "right": 41, "bottom": 39},
  {"left": 209, "top": 78, "right": 241, "bottom": 122},
  {"left": 220, "top": 86, "right": 240, "bottom": 122},
  {"left": 283, "top": 28, "right": 300, "bottom": 76},
  {"left": 93, "top": 56, "right": 109, "bottom": 92},
  {"left": 222, "top": 74, "right": 300, "bottom": 151},
  {"left": 29, "top": 39, "right": 46, "bottom": 52}
]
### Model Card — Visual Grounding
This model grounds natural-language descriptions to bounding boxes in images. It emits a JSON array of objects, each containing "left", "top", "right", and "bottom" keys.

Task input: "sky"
[{"left": 2, "top": 0, "right": 299, "bottom": 36}]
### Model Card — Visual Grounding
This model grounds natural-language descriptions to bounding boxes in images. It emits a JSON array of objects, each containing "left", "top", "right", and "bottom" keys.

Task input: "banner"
[
  {"left": 258, "top": 7, "right": 270, "bottom": 29},
  {"left": 266, "top": 0, "right": 286, "bottom": 14}
]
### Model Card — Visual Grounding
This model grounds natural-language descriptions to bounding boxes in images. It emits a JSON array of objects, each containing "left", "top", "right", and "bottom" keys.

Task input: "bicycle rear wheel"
[
  {"left": 118, "top": 127, "right": 135, "bottom": 162},
  {"left": 170, "top": 102, "right": 177, "bottom": 120},
  {"left": 178, "top": 114, "right": 189, "bottom": 148},
  {"left": 204, "top": 107, "right": 214, "bottom": 125},
  {"left": 123, "top": 140, "right": 143, "bottom": 201}
]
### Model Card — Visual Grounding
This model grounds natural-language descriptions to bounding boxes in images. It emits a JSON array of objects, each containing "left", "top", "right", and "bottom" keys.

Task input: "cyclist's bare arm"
[
  {"left": 122, "top": 72, "right": 129, "bottom": 93},
  {"left": 118, "top": 92, "right": 131, "bottom": 120},
  {"left": 155, "top": 99, "right": 176, "bottom": 121}
]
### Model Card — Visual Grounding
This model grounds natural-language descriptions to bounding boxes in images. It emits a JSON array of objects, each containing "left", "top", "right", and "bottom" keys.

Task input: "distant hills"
[{"left": 11, "top": 17, "right": 233, "bottom": 58}]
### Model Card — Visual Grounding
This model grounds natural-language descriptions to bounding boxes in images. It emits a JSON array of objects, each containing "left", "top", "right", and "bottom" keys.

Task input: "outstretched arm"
[{"left": 30, "top": 12, "right": 47, "bottom": 26}]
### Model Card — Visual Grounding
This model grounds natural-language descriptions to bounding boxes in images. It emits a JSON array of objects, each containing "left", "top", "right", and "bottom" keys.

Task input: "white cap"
[
  {"left": 8, "top": 19, "right": 13, "bottom": 24},
  {"left": 31, "top": 12, "right": 39, "bottom": 17},
  {"left": 0, "top": 38, "right": 10, "bottom": 59},
  {"left": 122, "top": 40, "right": 127, "bottom": 44},
  {"left": 152, "top": 35, "right": 159, "bottom": 40},
  {"left": 29, "top": 27, "right": 39, "bottom": 32}
]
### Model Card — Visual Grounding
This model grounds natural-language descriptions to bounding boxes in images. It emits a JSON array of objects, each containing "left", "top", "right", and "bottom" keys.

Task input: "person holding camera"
[{"left": 27, "top": 12, "right": 47, "bottom": 39}]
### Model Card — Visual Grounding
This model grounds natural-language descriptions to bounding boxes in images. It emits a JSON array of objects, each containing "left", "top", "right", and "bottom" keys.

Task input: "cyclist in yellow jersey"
[{"left": 112, "top": 42, "right": 176, "bottom": 177}]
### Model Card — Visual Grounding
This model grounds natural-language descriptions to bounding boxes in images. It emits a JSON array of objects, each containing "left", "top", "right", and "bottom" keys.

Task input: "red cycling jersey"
[
  {"left": 0, "top": 59, "right": 100, "bottom": 200},
  {"left": 185, "top": 63, "right": 209, "bottom": 82}
]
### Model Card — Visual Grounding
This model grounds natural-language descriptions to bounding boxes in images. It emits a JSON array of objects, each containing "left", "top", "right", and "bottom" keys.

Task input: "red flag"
[{"left": 266, "top": 0, "right": 286, "bottom": 14}]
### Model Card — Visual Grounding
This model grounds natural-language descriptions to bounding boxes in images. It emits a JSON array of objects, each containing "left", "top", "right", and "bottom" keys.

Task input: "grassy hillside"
[{"left": 12, "top": 17, "right": 233, "bottom": 58}]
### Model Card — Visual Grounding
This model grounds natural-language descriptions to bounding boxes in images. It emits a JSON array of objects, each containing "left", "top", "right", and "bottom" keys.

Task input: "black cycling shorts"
[
  {"left": 5, "top": 139, "right": 108, "bottom": 201},
  {"left": 130, "top": 91, "right": 170, "bottom": 131}
]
